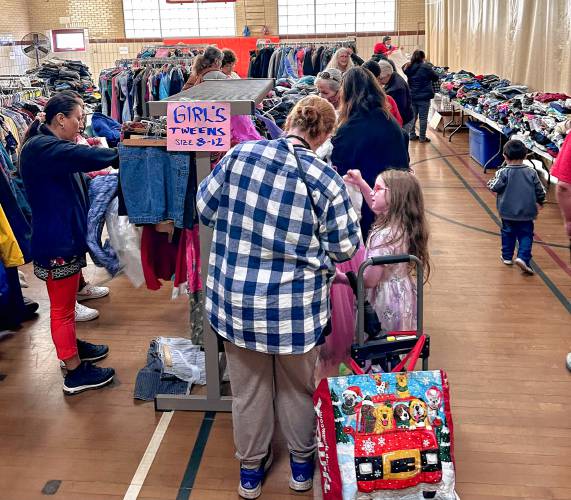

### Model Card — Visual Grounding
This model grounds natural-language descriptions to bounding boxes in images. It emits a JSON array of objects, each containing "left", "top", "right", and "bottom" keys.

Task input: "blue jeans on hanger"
[{"left": 119, "top": 145, "right": 197, "bottom": 229}]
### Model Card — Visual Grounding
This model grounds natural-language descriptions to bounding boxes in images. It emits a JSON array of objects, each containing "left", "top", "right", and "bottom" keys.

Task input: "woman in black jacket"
[
  {"left": 331, "top": 67, "right": 409, "bottom": 239},
  {"left": 403, "top": 50, "right": 439, "bottom": 143},
  {"left": 20, "top": 91, "right": 119, "bottom": 396}
]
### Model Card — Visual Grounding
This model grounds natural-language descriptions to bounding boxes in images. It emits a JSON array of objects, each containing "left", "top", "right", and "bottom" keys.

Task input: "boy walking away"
[{"left": 488, "top": 140, "right": 546, "bottom": 274}]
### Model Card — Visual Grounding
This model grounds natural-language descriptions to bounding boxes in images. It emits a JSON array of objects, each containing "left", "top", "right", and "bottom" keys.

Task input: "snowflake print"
[
  {"left": 374, "top": 470, "right": 382, "bottom": 478},
  {"left": 361, "top": 438, "right": 376, "bottom": 455},
  {"left": 377, "top": 436, "right": 386, "bottom": 446},
  {"left": 423, "top": 439, "right": 431, "bottom": 447},
  {"left": 421, "top": 376, "right": 431, "bottom": 385}
]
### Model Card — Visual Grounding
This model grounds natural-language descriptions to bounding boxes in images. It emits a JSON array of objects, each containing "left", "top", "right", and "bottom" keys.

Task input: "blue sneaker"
[
  {"left": 238, "top": 448, "right": 273, "bottom": 499},
  {"left": 77, "top": 339, "right": 109, "bottom": 362},
  {"left": 289, "top": 454, "right": 314, "bottom": 492},
  {"left": 63, "top": 361, "right": 115, "bottom": 395}
]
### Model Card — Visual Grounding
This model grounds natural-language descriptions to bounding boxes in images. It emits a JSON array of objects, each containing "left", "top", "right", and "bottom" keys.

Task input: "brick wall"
[
  {"left": 235, "top": 0, "right": 278, "bottom": 37},
  {"left": 397, "top": 0, "right": 425, "bottom": 33},
  {"left": 0, "top": 0, "right": 31, "bottom": 40},
  {"left": 27, "top": 0, "right": 125, "bottom": 38}
]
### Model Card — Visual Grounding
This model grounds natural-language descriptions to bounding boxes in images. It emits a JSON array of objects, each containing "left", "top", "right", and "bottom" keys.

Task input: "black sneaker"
[
  {"left": 419, "top": 137, "right": 432, "bottom": 143},
  {"left": 22, "top": 297, "right": 39, "bottom": 321},
  {"left": 410, "top": 134, "right": 420, "bottom": 141},
  {"left": 77, "top": 339, "right": 109, "bottom": 362},
  {"left": 63, "top": 361, "right": 115, "bottom": 395}
]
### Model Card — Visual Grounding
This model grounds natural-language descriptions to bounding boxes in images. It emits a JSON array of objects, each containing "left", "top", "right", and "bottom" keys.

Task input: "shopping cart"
[{"left": 349, "top": 254, "right": 430, "bottom": 372}]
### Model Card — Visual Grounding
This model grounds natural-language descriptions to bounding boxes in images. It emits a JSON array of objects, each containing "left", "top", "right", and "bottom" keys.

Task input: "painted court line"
[{"left": 123, "top": 410, "right": 175, "bottom": 500}]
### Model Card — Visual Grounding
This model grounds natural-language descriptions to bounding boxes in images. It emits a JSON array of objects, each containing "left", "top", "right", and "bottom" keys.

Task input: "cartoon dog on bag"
[
  {"left": 409, "top": 398, "right": 432, "bottom": 430},
  {"left": 341, "top": 386, "right": 363, "bottom": 427},
  {"left": 425, "top": 386, "right": 443, "bottom": 426}
]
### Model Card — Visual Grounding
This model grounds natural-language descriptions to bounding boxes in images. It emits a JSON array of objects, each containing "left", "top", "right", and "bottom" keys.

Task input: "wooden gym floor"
[{"left": 0, "top": 129, "right": 569, "bottom": 500}]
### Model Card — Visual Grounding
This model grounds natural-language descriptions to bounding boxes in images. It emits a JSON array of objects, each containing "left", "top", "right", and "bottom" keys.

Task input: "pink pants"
[{"left": 46, "top": 273, "right": 79, "bottom": 361}]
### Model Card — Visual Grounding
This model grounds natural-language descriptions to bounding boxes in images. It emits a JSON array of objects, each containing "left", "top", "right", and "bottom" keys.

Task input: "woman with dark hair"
[
  {"left": 331, "top": 67, "right": 408, "bottom": 238},
  {"left": 221, "top": 48, "right": 240, "bottom": 79},
  {"left": 403, "top": 49, "right": 439, "bottom": 143},
  {"left": 20, "top": 91, "right": 119, "bottom": 395},
  {"left": 182, "top": 45, "right": 226, "bottom": 89}
]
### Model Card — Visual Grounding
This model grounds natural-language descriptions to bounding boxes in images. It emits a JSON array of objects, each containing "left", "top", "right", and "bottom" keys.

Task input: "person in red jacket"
[
  {"left": 374, "top": 36, "right": 398, "bottom": 57},
  {"left": 550, "top": 125, "right": 571, "bottom": 371}
]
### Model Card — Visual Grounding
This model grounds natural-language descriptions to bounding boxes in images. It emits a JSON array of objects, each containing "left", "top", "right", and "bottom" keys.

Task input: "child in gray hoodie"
[{"left": 487, "top": 139, "right": 546, "bottom": 274}]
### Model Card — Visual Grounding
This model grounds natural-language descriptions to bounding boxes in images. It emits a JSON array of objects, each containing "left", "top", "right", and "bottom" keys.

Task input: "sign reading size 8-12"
[{"left": 167, "top": 101, "right": 231, "bottom": 152}]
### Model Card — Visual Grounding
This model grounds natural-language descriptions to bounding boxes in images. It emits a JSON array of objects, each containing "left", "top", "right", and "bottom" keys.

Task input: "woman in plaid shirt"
[{"left": 197, "top": 96, "right": 361, "bottom": 499}]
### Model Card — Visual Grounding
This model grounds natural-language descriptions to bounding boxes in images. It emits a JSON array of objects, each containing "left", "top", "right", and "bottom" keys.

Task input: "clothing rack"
[
  {"left": 140, "top": 44, "right": 209, "bottom": 51},
  {"left": 143, "top": 78, "right": 275, "bottom": 412},
  {"left": 256, "top": 38, "right": 355, "bottom": 49},
  {"left": 114, "top": 57, "right": 195, "bottom": 67},
  {"left": 0, "top": 86, "right": 44, "bottom": 107}
]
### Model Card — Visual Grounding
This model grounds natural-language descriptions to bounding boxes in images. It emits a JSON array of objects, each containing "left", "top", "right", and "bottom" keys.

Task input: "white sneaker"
[
  {"left": 515, "top": 258, "right": 534, "bottom": 275},
  {"left": 501, "top": 257, "right": 513, "bottom": 265},
  {"left": 75, "top": 302, "right": 99, "bottom": 322},
  {"left": 77, "top": 283, "right": 110, "bottom": 302},
  {"left": 18, "top": 270, "right": 29, "bottom": 288}
]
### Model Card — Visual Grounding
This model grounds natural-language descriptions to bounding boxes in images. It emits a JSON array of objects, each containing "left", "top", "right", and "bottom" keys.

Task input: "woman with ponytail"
[
  {"left": 196, "top": 95, "right": 361, "bottom": 499},
  {"left": 182, "top": 45, "right": 226, "bottom": 90},
  {"left": 20, "top": 91, "right": 119, "bottom": 396}
]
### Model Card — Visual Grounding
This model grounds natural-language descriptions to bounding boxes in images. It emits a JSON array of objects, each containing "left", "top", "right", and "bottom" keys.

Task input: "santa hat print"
[{"left": 343, "top": 386, "right": 363, "bottom": 398}]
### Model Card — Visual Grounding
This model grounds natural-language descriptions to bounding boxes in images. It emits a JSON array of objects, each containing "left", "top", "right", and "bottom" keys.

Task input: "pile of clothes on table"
[
  {"left": 27, "top": 58, "right": 99, "bottom": 104},
  {"left": 262, "top": 76, "right": 316, "bottom": 127},
  {"left": 438, "top": 70, "right": 570, "bottom": 157}
]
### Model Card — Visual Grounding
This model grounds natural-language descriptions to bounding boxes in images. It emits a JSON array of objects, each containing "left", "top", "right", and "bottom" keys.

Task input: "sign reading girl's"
[{"left": 167, "top": 102, "right": 231, "bottom": 152}]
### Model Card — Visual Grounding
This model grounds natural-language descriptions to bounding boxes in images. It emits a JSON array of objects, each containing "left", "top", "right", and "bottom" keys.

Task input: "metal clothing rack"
[
  {"left": 114, "top": 57, "right": 195, "bottom": 67},
  {"left": 256, "top": 38, "right": 356, "bottom": 49},
  {"left": 0, "top": 86, "right": 45, "bottom": 107},
  {"left": 140, "top": 44, "right": 209, "bottom": 52},
  {"left": 148, "top": 78, "right": 275, "bottom": 412}
]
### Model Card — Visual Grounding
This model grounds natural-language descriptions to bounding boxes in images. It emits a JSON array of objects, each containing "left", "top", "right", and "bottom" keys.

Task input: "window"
[
  {"left": 278, "top": 0, "right": 395, "bottom": 35},
  {"left": 122, "top": 0, "right": 236, "bottom": 38}
]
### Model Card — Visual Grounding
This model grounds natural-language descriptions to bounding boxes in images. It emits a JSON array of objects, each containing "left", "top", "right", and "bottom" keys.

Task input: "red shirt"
[
  {"left": 552, "top": 134, "right": 571, "bottom": 184},
  {"left": 386, "top": 95, "right": 403, "bottom": 126}
]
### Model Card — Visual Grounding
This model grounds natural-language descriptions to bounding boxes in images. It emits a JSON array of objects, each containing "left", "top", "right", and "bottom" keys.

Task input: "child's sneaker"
[
  {"left": 501, "top": 256, "right": 513, "bottom": 265},
  {"left": 515, "top": 258, "right": 534, "bottom": 274},
  {"left": 238, "top": 448, "right": 273, "bottom": 499},
  {"left": 63, "top": 361, "right": 115, "bottom": 395},
  {"left": 289, "top": 454, "right": 315, "bottom": 492}
]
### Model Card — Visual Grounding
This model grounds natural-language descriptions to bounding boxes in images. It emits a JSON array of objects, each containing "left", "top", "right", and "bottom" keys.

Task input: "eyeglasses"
[{"left": 372, "top": 184, "right": 390, "bottom": 193}]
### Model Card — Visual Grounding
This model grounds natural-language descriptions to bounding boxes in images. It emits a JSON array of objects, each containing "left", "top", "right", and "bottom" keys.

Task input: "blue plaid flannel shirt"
[{"left": 197, "top": 138, "right": 361, "bottom": 354}]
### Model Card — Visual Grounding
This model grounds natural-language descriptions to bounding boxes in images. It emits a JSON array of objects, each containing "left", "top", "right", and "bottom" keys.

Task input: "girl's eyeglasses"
[{"left": 373, "top": 184, "right": 390, "bottom": 193}]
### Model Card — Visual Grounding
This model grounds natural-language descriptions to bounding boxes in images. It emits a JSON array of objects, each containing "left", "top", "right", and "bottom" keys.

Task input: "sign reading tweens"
[{"left": 166, "top": 101, "right": 231, "bottom": 152}]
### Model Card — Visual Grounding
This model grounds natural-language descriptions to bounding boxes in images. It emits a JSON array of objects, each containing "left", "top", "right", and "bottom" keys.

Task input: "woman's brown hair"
[
  {"left": 192, "top": 46, "right": 223, "bottom": 75},
  {"left": 284, "top": 95, "right": 337, "bottom": 140},
  {"left": 337, "top": 67, "right": 390, "bottom": 128},
  {"left": 369, "top": 169, "right": 431, "bottom": 280}
]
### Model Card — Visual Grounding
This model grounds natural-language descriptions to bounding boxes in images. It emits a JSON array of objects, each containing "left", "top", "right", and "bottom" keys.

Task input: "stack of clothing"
[
  {"left": 28, "top": 59, "right": 99, "bottom": 103},
  {"left": 262, "top": 76, "right": 317, "bottom": 127},
  {"left": 439, "top": 69, "right": 571, "bottom": 157}
]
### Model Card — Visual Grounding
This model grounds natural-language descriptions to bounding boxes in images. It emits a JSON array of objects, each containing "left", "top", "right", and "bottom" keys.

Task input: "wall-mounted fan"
[{"left": 21, "top": 32, "right": 51, "bottom": 67}]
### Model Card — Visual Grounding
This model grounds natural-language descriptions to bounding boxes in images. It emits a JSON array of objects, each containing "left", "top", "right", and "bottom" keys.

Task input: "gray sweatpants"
[{"left": 224, "top": 341, "right": 318, "bottom": 467}]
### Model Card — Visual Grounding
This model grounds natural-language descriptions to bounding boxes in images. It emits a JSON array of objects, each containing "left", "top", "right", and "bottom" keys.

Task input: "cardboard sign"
[
  {"left": 429, "top": 110, "right": 443, "bottom": 131},
  {"left": 167, "top": 102, "right": 231, "bottom": 152}
]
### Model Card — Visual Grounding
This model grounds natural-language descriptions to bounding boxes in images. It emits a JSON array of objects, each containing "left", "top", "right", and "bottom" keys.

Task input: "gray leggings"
[{"left": 411, "top": 100, "right": 431, "bottom": 139}]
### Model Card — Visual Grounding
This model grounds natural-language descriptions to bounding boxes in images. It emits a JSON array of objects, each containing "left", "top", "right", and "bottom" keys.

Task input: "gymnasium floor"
[{"left": 0, "top": 129, "right": 569, "bottom": 500}]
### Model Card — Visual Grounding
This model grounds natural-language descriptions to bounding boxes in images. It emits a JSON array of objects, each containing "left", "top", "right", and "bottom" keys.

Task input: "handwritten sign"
[{"left": 166, "top": 101, "right": 231, "bottom": 152}]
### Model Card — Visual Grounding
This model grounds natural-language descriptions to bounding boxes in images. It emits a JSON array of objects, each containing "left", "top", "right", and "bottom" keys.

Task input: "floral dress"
[{"left": 366, "top": 226, "right": 417, "bottom": 332}]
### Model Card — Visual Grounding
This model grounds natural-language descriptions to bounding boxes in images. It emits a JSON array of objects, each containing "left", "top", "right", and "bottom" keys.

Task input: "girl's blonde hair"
[
  {"left": 284, "top": 95, "right": 337, "bottom": 140},
  {"left": 368, "top": 169, "right": 431, "bottom": 280},
  {"left": 326, "top": 48, "right": 355, "bottom": 73}
]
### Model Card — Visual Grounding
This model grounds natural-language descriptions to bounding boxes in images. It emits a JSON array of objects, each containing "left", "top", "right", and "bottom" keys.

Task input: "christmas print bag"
[{"left": 314, "top": 342, "right": 457, "bottom": 500}]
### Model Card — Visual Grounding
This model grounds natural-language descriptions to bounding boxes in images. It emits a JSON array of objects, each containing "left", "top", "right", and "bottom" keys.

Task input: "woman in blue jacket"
[
  {"left": 403, "top": 50, "right": 439, "bottom": 143},
  {"left": 20, "top": 91, "right": 119, "bottom": 395}
]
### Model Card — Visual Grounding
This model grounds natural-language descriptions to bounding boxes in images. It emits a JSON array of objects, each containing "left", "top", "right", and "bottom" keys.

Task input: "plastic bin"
[{"left": 466, "top": 121, "right": 503, "bottom": 170}]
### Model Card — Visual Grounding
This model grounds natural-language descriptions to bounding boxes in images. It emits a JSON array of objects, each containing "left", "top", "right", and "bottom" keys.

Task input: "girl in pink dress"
[{"left": 337, "top": 169, "right": 430, "bottom": 333}]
